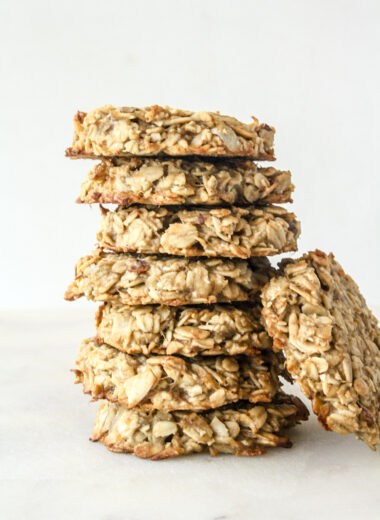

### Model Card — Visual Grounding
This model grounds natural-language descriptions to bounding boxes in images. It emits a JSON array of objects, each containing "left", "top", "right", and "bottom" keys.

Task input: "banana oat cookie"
[
  {"left": 75, "top": 338, "right": 281, "bottom": 410},
  {"left": 78, "top": 157, "right": 292, "bottom": 206},
  {"left": 64, "top": 249, "right": 273, "bottom": 306},
  {"left": 66, "top": 105, "right": 275, "bottom": 159},
  {"left": 97, "top": 205, "right": 300, "bottom": 259},
  {"left": 95, "top": 302, "right": 272, "bottom": 357},
  {"left": 261, "top": 250, "right": 380, "bottom": 449},
  {"left": 91, "top": 395, "right": 309, "bottom": 459}
]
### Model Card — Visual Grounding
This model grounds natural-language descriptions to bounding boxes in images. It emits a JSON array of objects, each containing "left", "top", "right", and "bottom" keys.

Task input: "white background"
[{"left": 0, "top": 0, "right": 379, "bottom": 309}]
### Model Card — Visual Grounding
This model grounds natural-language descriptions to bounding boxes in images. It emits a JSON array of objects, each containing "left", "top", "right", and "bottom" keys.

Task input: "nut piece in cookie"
[{"left": 261, "top": 249, "right": 380, "bottom": 449}]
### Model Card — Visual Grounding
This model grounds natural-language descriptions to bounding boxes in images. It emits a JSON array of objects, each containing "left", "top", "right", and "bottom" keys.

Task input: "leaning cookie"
[
  {"left": 65, "top": 105, "right": 275, "bottom": 159},
  {"left": 97, "top": 205, "right": 300, "bottom": 259},
  {"left": 95, "top": 302, "right": 272, "bottom": 357},
  {"left": 77, "top": 158, "right": 292, "bottom": 206},
  {"left": 75, "top": 338, "right": 282, "bottom": 410},
  {"left": 261, "top": 250, "right": 380, "bottom": 449},
  {"left": 91, "top": 395, "right": 309, "bottom": 459},
  {"left": 64, "top": 249, "right": 274, "bottom": 306}
]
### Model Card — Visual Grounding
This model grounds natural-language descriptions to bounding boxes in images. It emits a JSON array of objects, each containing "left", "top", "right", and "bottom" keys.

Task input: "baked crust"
[
  {"left": 261, "top": 250, "right": 380, "bottom": 449},
  {"left": 75, "top": 338, "right": 282, "bottom": 410},
  {"left": 64, "top": 249, "right": 273, "bottom": 306},
  {"left": 78, "top": 158, "right": 292, "bottom": 206},
  {"left": 66, "top": 105, "right": 275, "bottom": 159},
  {"left": 91, "top": 394, "right": 309, "bottom": 459},
  {"left": 97, "top": 205, "right": 300, "bottom": 258},
  {"left": 95, "top": 302, "right": 272, "bottom": 357}
]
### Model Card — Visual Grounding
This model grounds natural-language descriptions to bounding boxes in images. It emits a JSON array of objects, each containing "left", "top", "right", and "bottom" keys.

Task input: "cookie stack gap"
[{"left": 65, "top": 105, "right": 308, "bottom": 459}]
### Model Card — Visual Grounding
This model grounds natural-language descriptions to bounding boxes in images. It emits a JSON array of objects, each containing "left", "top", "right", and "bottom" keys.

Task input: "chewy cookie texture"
[
  {"left": 65, "top": 249, "right": 273, "bottom": 306},
  {"left": 95, "top": 302, "right": 272, "bottom": 357},
  {"left": 78, "top": 157, "right": 293, "bottom": 206},
  {"left": 75, "top": 338, "right": 281, "bottom": 411},
  {"left": 261, "top": 250, "right": 380, "bottom": 449},
  {"left": 91, "top": 395, "right": 309, "bottom": 459},
  {"left": 66, "top": 105, "right": 275, "bottom": 159},
  {"left": 97, "top": 205, "right": 300, "bottom": 258}
]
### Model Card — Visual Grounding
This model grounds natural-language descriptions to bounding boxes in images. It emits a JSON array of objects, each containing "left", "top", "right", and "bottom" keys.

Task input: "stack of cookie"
[{"left": 65, "top": 105, "right": 308, "bottom": 459}]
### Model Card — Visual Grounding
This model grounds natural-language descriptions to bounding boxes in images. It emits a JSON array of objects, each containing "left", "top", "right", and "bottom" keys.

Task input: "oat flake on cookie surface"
[
  {"left": 65, "top": 105, "right": 275, "bottom": 159},
  {"left": 261, "top": 249, "right": 380, "bottom": 448}
]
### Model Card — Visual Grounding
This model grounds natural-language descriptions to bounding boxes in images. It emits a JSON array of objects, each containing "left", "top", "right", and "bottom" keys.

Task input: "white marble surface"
[{"left": 1, "top": 307, "right": 379, "bottom": 520}]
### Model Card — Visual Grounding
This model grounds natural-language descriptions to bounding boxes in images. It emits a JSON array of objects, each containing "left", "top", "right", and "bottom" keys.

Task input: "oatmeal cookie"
[
  {"left": 66, "top": 105, "right": 275, "bottom": 159},
  {"left": 98, "top": 205, "right": 300, "bottom": 258},
  {"left": 91, "top": 394, "right": 308, "bottom": 459},
  {"left": 261, "top": 250, "right": 380, "bottom": 448},
  {"left": 95, "top": 302, "right": 272, "bottom": 357},
  {"left": 75, "top": 338, "right": 281, "bottom": 410},
  {"left": 78, "top": 158, "right": 292, "bottom": 206},
  {"left": 65, "top": 249, "right": 273, "bottom": 306}
]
